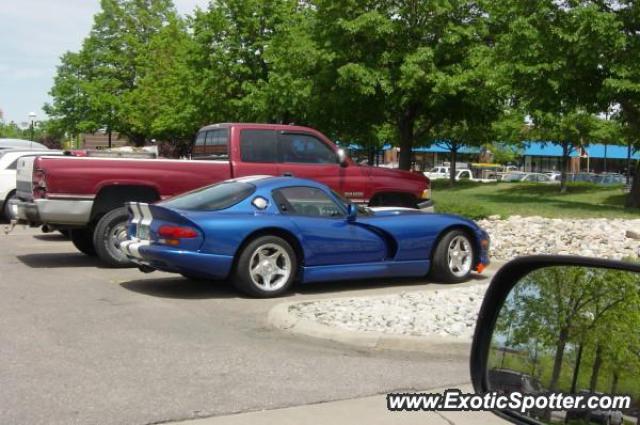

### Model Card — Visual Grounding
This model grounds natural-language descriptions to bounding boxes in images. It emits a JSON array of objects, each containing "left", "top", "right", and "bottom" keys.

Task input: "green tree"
[
  {"left": 124, "top": 16, "right": 199, "bottom": 152},
  {"left": 489, "top": 0, "right": 621, "bottom": 192},
  {"left": 604, "top": 0, "right": 640, "bottom": 207},
  {"left": 46, "top": 0, "right": 178, "bottom": 147},
  {"left": 311, "top": 0, "right": 499, "bottom": 170}
]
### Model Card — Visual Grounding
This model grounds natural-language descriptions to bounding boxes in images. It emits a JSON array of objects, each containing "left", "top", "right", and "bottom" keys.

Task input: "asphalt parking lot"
[{"left": 0, "top": 227, "right": 492, "bottom": 425}]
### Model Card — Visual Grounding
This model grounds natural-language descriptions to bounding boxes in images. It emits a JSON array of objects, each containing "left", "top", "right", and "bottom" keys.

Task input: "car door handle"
[{"left": 282, "top": 171, "right": 294, "bottom": 177}]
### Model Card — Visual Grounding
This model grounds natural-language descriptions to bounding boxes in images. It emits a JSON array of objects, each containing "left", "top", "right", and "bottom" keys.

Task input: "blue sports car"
[{"left": 121, "top": 176, "right": 490, "bottom": 297}]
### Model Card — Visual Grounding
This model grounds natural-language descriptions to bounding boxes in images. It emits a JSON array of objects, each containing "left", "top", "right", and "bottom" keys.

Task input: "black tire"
[
  {"left": 92, "top": 207, "right": 133, "bottom": 268},
  {"left": 429, "top": 229, "right": 475, "bottom": 283},
  {"left": 70, "top": 229, "right": 97, "bottom": 256},
  {"left": 233, "top": 235, "right": 297, "bottom": 298},
  {"left": 2, "top": 192, "right": 17, "bottom": 222}
]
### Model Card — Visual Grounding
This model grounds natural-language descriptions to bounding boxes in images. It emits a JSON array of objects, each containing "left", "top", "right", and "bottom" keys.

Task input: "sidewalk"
[{"left": 168, "top": 386, "right": 507, "bottom": 425}]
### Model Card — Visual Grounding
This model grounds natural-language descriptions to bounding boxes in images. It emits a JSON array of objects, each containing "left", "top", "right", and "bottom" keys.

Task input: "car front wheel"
[
  {"left": 429, "top": 230, "right": 475, "bottom": 283},
  {"left": 233, "top": 236, "right": 297, "bottom": 297}
]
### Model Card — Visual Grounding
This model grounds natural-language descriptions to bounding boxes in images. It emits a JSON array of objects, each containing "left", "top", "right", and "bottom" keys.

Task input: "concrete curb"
[{"left": 267, "top": 298, "right": 472, "bottom": 356}]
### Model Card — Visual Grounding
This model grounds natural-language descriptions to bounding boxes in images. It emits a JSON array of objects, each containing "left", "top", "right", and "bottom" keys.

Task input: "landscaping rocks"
[
  {"left": 478, "top": 216, "right": 640, "bottom": 261},
  {"left": 289, "top": 286, "right": 487, "bottom": 340}
]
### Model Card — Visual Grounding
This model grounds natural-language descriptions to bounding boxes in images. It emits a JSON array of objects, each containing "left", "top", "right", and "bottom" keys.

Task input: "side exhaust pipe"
[{"left": 137, "top": 265, "right": 155, "bottom": 274}]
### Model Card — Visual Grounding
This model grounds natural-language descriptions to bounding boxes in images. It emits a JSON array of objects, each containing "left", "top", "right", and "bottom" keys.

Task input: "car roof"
[
  {"left": 228, "top": 175, "right": 328, "bottom": 191},
  {"left": 199, "top": 123, "right": 322, "bottom": 134}
]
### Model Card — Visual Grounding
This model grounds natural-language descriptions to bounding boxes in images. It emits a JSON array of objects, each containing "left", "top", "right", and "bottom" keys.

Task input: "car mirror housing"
[
  {"left": 346, "top": 203, "right": 357, "bottom": 222},
  {"left": 337, "top": 149, "right": 348, "bottom": 168},
  {"left": 470, "top": 255, "right": 640, "bottom": 425}
]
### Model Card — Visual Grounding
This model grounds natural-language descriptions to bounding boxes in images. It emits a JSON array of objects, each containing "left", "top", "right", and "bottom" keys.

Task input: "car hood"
[{"left": 364, "top": 165, "right": 429, "bottom": 183}]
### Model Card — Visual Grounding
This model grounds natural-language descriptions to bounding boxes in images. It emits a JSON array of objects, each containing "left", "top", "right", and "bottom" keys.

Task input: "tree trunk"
[
  {"left": 560, "top": 143, "right": 570, "bottom": 193},
  {"left": 550, "top": 327, "right": 569, "bottom": 391},
  {"left": 625, "top": 159, "right": 640, "bottom": 208},
  {"left": 397, "top": 107, "right": 417, "bottom": 171},
  {"left": 570, "top": 343, "right": 584, "bottom": 394},
  {"left": 611, "top": 371, "right": 619, "bottom": 394},
  {"left": 449, "top": 147, "right": 458, "bottom": 186},
  {"left": 589, "top": 344, "right": 603, "bottom": 391}
]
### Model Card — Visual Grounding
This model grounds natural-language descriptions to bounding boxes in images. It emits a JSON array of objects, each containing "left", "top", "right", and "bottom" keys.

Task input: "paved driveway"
[{"left": 0, "top": 228, "right": 492, "bottom": 425}]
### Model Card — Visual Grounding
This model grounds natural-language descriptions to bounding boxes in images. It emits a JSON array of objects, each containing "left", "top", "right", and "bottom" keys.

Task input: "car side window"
[
  {"left": 278, "top": 133, "right": 337, "bottom": 164},
  {"left": 240, "top": 130, "right": 278, "bottom": 163},
  {"left": 273, "top": 187, "right": 344, "bottom": 218}
]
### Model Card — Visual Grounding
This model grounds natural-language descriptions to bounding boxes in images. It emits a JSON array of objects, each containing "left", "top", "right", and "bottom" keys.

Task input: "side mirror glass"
[
  {"left": 337, "top": 149, "right": 348, "bottom": 168},
  {"left": 346, "top": 203, "right": 357, "bottom": 221},
  {"left": 471, "top": 257, "right": 640, "bottom": 424}
]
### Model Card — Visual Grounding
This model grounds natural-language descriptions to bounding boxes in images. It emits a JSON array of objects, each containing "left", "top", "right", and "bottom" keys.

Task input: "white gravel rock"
[
  {"left": 290, "top": 286, "right": 488, "bottom": 340},
  {"left": 479, "top": 216, "right": 640, "bottom": 261}
]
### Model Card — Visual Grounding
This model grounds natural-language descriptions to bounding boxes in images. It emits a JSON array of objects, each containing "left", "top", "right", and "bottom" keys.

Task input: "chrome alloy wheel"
[
  {"left": 447, "top": 235, "right": 473, "bottom": 277},
  {"left": 249, "top": 243, "right": 292, "bottom": 291}
]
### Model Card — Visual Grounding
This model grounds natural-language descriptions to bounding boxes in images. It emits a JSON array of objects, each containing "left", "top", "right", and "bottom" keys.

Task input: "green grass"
[{"left": 431, "top": 180, "right": 640, "bottom": 219}]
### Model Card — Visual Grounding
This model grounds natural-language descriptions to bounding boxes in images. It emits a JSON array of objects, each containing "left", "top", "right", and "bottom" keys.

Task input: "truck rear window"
[
  {"left": 160, "top": 182, "right": 255, "bottom": 211},
  {"left": 192, "top": 128, "right": 229, "bottom": 160}
]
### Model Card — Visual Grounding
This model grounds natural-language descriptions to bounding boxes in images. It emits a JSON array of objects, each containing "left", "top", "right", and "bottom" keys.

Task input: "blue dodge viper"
[{"left": 121, "top": 176, "right": 490, "bottom": 297}]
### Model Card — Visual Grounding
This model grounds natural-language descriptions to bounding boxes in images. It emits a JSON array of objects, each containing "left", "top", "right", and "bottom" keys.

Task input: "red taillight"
[
  {"left": 158, "top": 225, "right": 198, "bottom": 239},
  {"left": 33, "top": 168, "right": 47, "bottom": 199}
]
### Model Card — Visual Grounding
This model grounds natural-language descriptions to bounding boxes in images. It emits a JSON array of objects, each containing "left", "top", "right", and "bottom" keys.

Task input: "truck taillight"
[{"left": 33, "top": 168, "right": 47, "bottom": 199}]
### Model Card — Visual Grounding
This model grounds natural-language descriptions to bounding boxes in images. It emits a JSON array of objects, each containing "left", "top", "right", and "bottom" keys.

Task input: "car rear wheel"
[
  {"left": 429, "top": 230, "right": 474, "bottom": 283},
  {"left": 233, "top": 236, "right": 297, "bottom": 297},
  {"left": 93, "top": 207, "right": 133, "bottom": 268},
  {"left": 70, "top": 229, "right": 97, "bottom": 256}
]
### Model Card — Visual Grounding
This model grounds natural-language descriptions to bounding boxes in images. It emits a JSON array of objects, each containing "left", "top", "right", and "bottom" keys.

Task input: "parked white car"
[
  {"left": 502, "top": 172, "right": 555, "bottom": 183},
  {"left": 0, "top": 138, "right": 49, "bottom": 151},
  {"left": 1, "top": 150, "right": 62, "bottom": 220}
]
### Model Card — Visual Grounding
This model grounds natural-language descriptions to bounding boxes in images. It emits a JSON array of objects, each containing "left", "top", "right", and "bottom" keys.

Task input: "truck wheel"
[
  {"left": 93, "top": 207, "right": 133, "bottom": 268},
  {"left": 429, "top": 229, "right": 475, "bottom": 283},
  {"left": 233, "top": 235, "right": 297, "bottom": 297},
  {"left": 70, "top": 229, "right": 97, "bottom": 256},
  {"left": 2, "top": 193, "right": 17, "bottom": 222}
]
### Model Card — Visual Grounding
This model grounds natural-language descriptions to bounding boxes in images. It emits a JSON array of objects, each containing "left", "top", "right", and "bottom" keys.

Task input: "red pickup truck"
[{"left": 16, "top": 123, "right": 432, "bottom": 266}]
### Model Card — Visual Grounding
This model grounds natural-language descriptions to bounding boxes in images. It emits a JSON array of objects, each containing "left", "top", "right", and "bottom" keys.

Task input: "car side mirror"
[
  {"left": 471, "top": 256, "right": 640, "bottom": 424},
  {"left": 346, "top": 203, "right": 357, "bottom": 222},
  {"left": 337, "top": 149, "right": 348, "bottom": 168}
]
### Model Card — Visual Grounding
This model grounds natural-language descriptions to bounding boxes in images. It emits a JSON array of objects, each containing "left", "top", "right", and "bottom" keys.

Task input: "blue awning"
[{"left": 523, "top": 141, "right": 640, "bottom": 159}]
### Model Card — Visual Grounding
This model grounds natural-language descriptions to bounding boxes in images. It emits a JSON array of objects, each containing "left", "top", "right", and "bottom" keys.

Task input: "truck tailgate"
[{"left": 16, "top": 156, "right": 36, "bottom": 201}]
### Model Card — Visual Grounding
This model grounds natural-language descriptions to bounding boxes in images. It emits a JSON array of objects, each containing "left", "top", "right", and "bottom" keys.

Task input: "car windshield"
[
  {"left": 331, "top": 190, "right": 372, "bottom": 215},
  {"left": 160, "top": 181, "right": 256, "bottom": 211}
]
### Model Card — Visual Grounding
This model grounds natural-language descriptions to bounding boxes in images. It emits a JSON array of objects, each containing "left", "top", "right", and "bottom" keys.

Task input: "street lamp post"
[{"left": 28, "top": 112, "right": 37, "bottom": 148}]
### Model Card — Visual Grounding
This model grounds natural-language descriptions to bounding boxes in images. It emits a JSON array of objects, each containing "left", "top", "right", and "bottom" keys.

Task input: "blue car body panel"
[{"left": 123, "top": 176, "right": 490, "bottom": 283}]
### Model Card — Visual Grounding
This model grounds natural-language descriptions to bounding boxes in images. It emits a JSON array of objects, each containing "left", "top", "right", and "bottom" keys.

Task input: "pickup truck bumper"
[
  {"left": 417, "top": 199, "right": 434, "bottom": 212},
  {"left": 16, "top": 199, "right": 93, "bottom": 226}
]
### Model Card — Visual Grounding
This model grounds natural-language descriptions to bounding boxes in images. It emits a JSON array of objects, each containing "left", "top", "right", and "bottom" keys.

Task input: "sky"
[{"left": 0, "top": 0, "right": 208, "bottom": 126}]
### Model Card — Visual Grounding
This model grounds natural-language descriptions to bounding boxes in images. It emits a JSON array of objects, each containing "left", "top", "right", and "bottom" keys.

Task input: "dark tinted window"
[
  {"left": 278, "top": 133, "right": 337, "bottom": 164},
  {"left": 161, "top": 182, "right": 255, "bottom": 211},
  {"left": 192, "top": 129, "right": 228, "bottom": 160},
  {"left": 240, "top": 130, "right": 278, "bottom": 163},
  {"left": 273, "top": 186, "right": 343, "bottom": 218}
]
